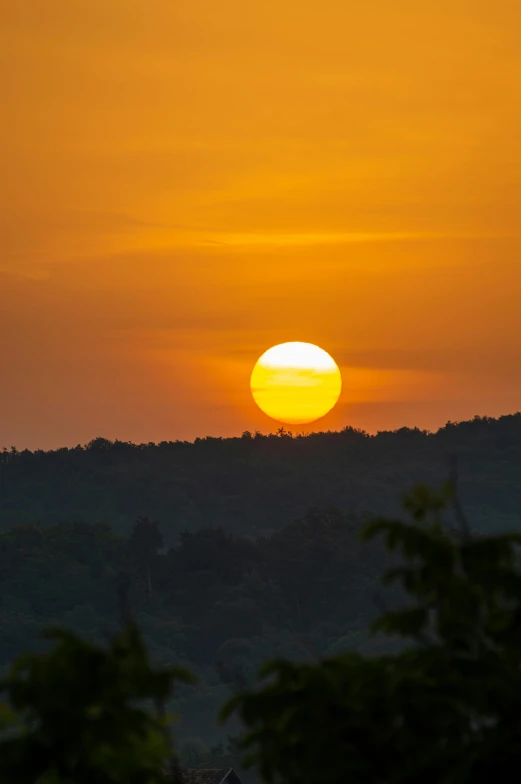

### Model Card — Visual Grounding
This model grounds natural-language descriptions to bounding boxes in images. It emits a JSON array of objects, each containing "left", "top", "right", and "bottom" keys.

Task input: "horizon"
[{"left": 3, "top": 409, "right": 520, "bottom": 454}]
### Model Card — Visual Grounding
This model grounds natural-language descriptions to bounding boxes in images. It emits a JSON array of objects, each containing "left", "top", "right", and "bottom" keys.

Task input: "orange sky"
[{"left": 2, "top": 0, "right": 521, "bottom": 449}]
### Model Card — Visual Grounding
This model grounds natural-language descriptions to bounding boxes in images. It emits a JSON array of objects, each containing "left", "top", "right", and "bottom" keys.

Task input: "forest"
[
  {"left": 1, "top": 412, "right": 521, "bottom": 759},
  {"left": 0, "top": 508, "right": 391, "bottom": 750},
  {"left": 1, "top": 413, "right": 521, "bottom": 538}
]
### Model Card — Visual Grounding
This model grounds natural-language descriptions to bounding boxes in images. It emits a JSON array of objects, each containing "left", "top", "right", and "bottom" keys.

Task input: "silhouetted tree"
[
  {"left": 0, "top": 623, "right": 193, "bottom": 783},
  {"left": 223, "top": 483, "right": 521, "bottom": 784}
]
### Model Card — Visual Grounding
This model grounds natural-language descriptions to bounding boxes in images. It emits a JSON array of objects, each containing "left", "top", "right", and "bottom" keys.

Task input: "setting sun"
[{"left": 250, "top": 342, "right": 342, "bottom": 424}]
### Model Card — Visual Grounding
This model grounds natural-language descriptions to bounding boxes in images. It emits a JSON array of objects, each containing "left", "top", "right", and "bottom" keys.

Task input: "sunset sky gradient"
[{"left": 2, "top": 0, "right": 521, "bottom": 448}]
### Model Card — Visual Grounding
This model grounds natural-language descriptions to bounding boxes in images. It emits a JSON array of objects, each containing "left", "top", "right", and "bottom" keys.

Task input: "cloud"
[{"left": 200, "top": 231, "right": 439, "bottom": 247}]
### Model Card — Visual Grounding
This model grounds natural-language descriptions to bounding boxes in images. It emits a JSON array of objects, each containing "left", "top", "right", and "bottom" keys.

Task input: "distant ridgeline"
[{"left": 1, "top": 413, "right": 521, "bottom": 539}]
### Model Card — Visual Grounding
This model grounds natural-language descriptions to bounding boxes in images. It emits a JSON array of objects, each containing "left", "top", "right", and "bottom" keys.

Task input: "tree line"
[{"left": 1, "top": 413, "right": 521, "bottom": 537}]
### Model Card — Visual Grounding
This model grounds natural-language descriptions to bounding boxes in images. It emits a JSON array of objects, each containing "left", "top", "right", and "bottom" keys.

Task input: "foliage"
[
  {"left": 0, "top": 623, "right": 194, "bottom": 784},
  {"left": 0, "top": 508, "right": 388, "bottom": 749},
  {"left": 0, "top": 509, "right": 385, "bottom": 668},
  {"left": 223, "top": 482, "right": 521, "bottom": 784},
  {"left": 2, "top": 413, "right": 521, "bottom": 763},
  {"left": 2, "top": 413, "right": 521, "bottom": 537}
]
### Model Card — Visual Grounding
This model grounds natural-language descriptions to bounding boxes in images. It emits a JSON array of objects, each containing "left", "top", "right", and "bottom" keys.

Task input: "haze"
[{"left": 2, "top": 0, "right": 521, "bottom": 449}]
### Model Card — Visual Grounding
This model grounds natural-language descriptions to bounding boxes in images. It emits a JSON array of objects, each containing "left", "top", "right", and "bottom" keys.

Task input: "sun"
[{"left": 250, "top": 342, "right": 342, "bottom": 425}]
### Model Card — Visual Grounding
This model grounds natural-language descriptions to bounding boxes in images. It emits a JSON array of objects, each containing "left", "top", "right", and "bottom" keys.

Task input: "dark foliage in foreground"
[
  {"left": 0, "top": 623, "right": 193, "bottom": 783},
  {"left": 2, "top": 478, "right": 521, "bottom": 783},
  {"left": 224, "top": 483, "right": 521, "bottom": 784}
]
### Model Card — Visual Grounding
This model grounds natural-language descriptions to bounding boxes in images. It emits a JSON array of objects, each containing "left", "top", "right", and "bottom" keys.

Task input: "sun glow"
[{"left": 250, "top": 342, "right": 342, "bottom": 424}]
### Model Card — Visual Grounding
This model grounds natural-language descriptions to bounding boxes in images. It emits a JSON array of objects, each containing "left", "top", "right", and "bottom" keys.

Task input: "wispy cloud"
[{"left": 199, "top": 231, "right": 437, "bottom": 247}]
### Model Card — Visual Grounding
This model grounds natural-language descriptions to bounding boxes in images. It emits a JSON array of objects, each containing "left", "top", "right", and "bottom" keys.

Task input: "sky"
[{"left": 2, "top": 0, "right": 521, "bottom": 449}]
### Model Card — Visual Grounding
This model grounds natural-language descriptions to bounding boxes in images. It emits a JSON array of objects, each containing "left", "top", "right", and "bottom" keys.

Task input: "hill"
[
  {"left": 1, "top": 412, "right": 521, "bottom": 749},
  {"left": 1, "top": 413, "right": 521, "bottom": 539}
]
